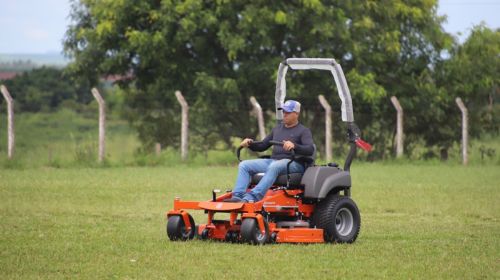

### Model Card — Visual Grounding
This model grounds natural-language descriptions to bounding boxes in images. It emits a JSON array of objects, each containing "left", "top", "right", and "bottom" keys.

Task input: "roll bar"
[
  {"left": 274, "top": 58, "right": 371, "bottom": 170},
  {"left": 274, "top": 58, "right": 354, "bottom": 122}
]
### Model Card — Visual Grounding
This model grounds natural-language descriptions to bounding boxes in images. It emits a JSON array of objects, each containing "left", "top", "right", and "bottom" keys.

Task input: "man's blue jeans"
[{"left": 232, "top": 158, "right": 305, "bottom": 202}]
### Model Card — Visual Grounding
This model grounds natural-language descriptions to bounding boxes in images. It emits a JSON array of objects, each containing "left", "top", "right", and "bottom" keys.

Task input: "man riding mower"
[{"left": 166, "top": 58, "right": 372, "bottom": 245}]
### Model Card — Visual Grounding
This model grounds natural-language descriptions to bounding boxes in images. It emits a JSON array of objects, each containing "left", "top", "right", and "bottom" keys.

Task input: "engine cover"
[{"left": 301, "top": 166, "right": 351, "bottom": 199}]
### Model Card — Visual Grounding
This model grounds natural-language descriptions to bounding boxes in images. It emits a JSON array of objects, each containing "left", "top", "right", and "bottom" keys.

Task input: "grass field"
[{"left": 0, "top": 164, "right": 498, "bottom": 279}]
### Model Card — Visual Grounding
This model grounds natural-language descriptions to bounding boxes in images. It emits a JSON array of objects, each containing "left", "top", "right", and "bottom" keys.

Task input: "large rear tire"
[
  {"left": 314, "top": 195, "right": 360, "bottom": 243},
  {"left": 240, "top": 218, "right": 269, "bottom": 245},
  {"left": 166, "top": 215, "right": 196, "bottom": 241}
]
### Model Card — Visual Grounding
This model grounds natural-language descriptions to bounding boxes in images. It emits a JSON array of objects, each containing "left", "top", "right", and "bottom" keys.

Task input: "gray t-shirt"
[{"left": 249, "top": 123, "right": 314, "bottom": 160}]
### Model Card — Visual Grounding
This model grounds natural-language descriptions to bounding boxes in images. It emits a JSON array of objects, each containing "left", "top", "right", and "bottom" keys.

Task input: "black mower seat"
[{"left": 251, "top": 173, "right": 303, "bottom": 187}]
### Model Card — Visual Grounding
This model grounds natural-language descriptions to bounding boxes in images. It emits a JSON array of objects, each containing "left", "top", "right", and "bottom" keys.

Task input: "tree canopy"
[
  {"left": 63, "top": 0, "right": 498, "bottom": 159},
  {"left": 1, "top": 67, "right": 91, "bottom": 112}
]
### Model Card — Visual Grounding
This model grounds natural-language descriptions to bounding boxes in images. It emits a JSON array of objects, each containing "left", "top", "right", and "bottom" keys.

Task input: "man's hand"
[
  {"left": 240, "top": 138, "right": 254, "bottom": 148},
  {"left": 283, "top": 140, "right": 295, "bottom": 151}
]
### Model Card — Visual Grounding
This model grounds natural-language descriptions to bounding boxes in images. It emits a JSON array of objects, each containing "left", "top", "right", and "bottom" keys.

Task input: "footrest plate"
[{"left": 198, "top": 201, "right": 244, "bottom": 211}]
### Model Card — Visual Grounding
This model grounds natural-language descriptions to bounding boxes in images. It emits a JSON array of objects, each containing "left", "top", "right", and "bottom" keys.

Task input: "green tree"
[
  {"left": 413, "top": 26, "right": 500, "bottom": 160},
  {"left": 1, "top": 67, "right": 92, "bottom": 112},
  {"left": 64, "top": 0, "right": 450, "bottom": 157},
  {"left": 441, "top": 26, "right": 499, "bottom": 135}
]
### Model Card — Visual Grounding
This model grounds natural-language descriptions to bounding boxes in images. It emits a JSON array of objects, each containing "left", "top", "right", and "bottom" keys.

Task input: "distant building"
[
  {"left": 0, "top": 72, "right": 18, "bottom": 80},
  {"left": 101, "top": 73, "right": 134, "bottom": 87}
]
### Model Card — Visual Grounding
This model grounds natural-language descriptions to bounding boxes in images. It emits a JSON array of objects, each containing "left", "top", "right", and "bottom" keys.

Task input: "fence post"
[
  {"left": 390, "top": 96, "right": 404, "bottom": 158},
  {"left": 455, "top": 97, "right": 468, "bottom": 165},
  {"left": 91, "top": 88, "right": 106, "bottom": 163},
  {"left": 249, "top": 96, "right": 266, "bottom": 140},
  {"left": 0, "top": 85, "right": 15, "bottom": 159},
  {"left": 175, "top": 90, "right": 189, "bottom": 161},
  {"left": 155, "top": 143, "right": 162, "bottom": 156},
  {"left": 318, "top": 95, "right": 332, "bottom": 162}
]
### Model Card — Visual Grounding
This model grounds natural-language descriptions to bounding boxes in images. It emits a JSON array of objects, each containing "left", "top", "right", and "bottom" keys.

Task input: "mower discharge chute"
[{"left": 166, "top": 58, "right": 372, "bottom": 244}]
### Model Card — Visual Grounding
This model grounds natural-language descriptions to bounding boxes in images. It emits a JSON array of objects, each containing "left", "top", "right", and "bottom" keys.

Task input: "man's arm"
[
  {"left": 248, "top": 131, "right": 273, "bottom": 152},
  {"left": 293, "top": 128, "right": 314, "bottom": 156}
]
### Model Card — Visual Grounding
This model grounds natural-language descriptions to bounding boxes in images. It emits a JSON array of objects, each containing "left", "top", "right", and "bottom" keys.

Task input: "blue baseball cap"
[{"left": 279, "top": 100, "right": 301, "bottom": 113}]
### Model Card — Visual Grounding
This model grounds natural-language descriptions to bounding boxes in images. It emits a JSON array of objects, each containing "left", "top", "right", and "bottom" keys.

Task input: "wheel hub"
[{"left": 335, "top": 207, "right": 354, "bottom": 236}]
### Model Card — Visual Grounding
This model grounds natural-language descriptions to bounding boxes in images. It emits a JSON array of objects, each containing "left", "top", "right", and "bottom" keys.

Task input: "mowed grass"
[{"left": 0, "top": 164, "right": 499, "bottom": 279}]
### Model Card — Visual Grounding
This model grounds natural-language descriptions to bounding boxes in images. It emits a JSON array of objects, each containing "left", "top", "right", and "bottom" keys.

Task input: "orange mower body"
[{"left": 167, "top": 188, "right": 326, "bottom": 244}]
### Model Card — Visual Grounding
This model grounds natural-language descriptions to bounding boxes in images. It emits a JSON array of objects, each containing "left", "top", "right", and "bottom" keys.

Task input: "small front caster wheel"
[
  {"left": 200, "top": 228, "right": 210, "bottom": 240},
  {"left": 225, "top": 231, "right": 233, "bottom": 242},
  {"left": 240, "top": 218, "right": 269, "bottom": 245},
  {"left": 166, "top": 214, "right": 196, "bottom": 241},
  {"left": 270, "top": 232, "right": 278, "bottom": 243}
]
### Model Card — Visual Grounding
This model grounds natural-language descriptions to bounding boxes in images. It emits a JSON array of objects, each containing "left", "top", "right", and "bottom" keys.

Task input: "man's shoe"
[{"left": 223, "top": 197, "right": 248, "bottom": 203}]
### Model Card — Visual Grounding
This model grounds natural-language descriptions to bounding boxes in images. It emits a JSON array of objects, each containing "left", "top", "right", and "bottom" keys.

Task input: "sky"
[{"left": 0, "top": 0, "right": 499, "bottom": 54}]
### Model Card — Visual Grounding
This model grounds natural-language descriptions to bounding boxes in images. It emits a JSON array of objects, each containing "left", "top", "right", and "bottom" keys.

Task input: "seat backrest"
[{"left": 295, "top": 144, "right": 316, "bottom": 168}]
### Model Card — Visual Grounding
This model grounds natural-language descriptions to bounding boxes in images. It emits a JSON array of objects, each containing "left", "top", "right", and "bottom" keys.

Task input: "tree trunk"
[{"left": 440, "top": 148, "right": 448, "bottom": 161}]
